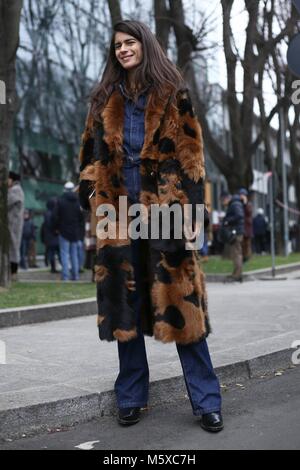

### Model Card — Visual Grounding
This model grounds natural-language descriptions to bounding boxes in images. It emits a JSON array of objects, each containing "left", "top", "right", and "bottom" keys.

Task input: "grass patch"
[
  {"left": 0, "top": 282, "right": 96, "bottom": 309},
  {"left": 201, "top": 253, "right": 300, "bottom": 274},
  {"left": 1, "top": 253, "right": 299, "bottom": 308}
]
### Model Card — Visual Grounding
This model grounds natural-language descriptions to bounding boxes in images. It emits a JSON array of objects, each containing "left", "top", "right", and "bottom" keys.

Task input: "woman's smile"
[{"left": 120, "top": 55, "right": 134, "bottom": 62}]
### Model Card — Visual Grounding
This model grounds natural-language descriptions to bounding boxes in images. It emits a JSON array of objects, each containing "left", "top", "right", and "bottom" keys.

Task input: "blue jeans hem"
[
  {"left": 118, "top": 402, "right": 148, "bottom": 409},
  {"left": 193, "top": 407, "right": 221, "bottom": 417}
]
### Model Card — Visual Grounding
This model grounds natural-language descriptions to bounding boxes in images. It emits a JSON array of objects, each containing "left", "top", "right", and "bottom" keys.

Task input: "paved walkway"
[{"left": 1, "top": 273, "right": 299, "bottom": 413}]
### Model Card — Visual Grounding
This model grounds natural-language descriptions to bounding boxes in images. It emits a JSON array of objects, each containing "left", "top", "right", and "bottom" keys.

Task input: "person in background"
[
  {"left": 238, "top": 188, "right": 253, "bottom": 263},
  {"left": 52, "top": 181, "right": 84, "bottom": 281},
  {"left": 84, "top": 216, "right": 97, "bottom": 281},
  {"left": 221, "top": 191, "right": 245, "bottom": 282},
  {"left": 41, "top": 198, "right": 60, "bottom": 273},
  {"left": 20, "top": 209, "right": 35, "bottom": 269},
  {"left": 77, "top": 206, "right": 86, "bottom": 273},
  {"left": 7, "top": 171, "right": 25, "bottom": 280},
  {"left": 253, "top": 208, "right": 268, "bottom": 254},
  {"left": 27, "top": 211, "right": 38, "bottom": 268},
  {"left": 82, "top": 186, "right": 97, "bottom": 282},
  {"left": 74, "top": 185, "right": 87, "bottom": 273}
]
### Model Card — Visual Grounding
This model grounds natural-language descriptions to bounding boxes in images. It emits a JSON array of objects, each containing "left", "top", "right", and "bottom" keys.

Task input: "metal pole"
[
  {"left": 279, "top": 107, "right": 289, "bottom": 256},
  {"left": 268, "top": 173, "right": 276, "bottom": 278}
]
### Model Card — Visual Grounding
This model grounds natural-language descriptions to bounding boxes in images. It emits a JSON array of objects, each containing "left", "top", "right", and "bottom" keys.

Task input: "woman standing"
[{"left": 79, "top": 20, "right": 223, "bottom": 433}]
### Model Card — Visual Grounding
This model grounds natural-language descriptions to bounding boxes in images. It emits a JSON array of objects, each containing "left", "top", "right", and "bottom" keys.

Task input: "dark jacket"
[
  {"left": 53, "top": 191, "right": 84, "bottom": 242},
  {"left": 41, "top": 198, "right": 59, "bottom": 247},
  {"left": 253, "top": 214, "right": 267, "bottom": 236},
  {"left": 22, "top": 218, "right": 35, "bottom": 240},
  {"left": 224, "top": 195, "right": 245, "bottom": 236}
]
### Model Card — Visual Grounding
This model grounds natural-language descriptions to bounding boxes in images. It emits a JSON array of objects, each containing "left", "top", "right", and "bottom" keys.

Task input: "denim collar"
[
  {"left": 118, "top": 80, "right": 151, "bottom": 97},
  {"left": 118, "top": 81, "right": 148, "bottom": 110}
]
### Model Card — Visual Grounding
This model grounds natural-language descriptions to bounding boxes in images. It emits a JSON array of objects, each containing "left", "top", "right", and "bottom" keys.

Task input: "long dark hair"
[{"left": 89, "top": 20, "right": 185, "bottom": 121}]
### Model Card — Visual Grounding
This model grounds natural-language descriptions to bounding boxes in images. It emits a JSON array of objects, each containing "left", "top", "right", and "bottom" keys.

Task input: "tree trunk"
[
  {"left": 0, "top": 0, "right": 23, "bottom": 288},
  {"left": 154, "top": 0, "right": 171, "bottom": 52},
  {"left": 165, "top": 0, "right": 297, "bottom": 195},
  {"left": 107, "top": 0, "right": 122, "bottom": 26}
]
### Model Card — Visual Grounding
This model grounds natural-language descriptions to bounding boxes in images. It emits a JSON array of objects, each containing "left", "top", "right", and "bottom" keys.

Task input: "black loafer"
[
  {"left": 117, "top": 407, "right": 141, "bottom": 426},
  {"left": 200, "top": 412, "right": 224, "bottom": 433}
]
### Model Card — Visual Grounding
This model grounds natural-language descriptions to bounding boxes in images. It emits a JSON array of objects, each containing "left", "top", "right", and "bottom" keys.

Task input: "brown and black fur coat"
[{"left": 79, "top": 85, "right": 210, "bottom": 345}]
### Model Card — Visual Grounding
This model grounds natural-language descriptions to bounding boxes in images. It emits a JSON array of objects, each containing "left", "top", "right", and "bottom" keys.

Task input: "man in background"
[
  {"left": 52, "top": 181, "right": 84, "bottom": 281},
  {"left": 20, "top": 209, "right": 35, "bottom": 270},
  {"left": 221, "top": 191, "right": 245, "bottom": 282},
  {"left": 253, "top": 208, "right": 268, "bottom": 254}
]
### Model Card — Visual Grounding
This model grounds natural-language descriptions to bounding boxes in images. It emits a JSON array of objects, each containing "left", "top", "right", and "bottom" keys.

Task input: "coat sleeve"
[
  {"left": 78, "top": 108, "right": 97, "bottom": 211},
  {"left": 176, "top": 88, "right": 206, "bottom": 240}
]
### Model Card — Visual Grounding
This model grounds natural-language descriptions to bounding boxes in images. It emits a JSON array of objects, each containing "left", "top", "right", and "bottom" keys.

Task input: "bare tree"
[
  {"left": 0, "top": 0, "right": 23, "bottom": 288},
  {"left": 16, "top": 0, "right": 110, "bottom": 179},
  {"left": 107, "top": 0, "right": 122, "bottom": 25},
  {"left": 257, "top": 1, "right": 300, "bottom": 251},
  {"left": 153, "top": 0, "right": 298, "bottom": 194},
  {"left": 289, "top": 105, "right": 300, "bottom": 215},
  {"left": 154, "top": 0, "right": 171, "bottom": 52}
]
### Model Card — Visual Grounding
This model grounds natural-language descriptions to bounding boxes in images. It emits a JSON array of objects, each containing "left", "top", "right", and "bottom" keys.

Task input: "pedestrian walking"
[
  {"left": 20, "top": 209, "right": 35, "bottom": 269},
  {"left": 77, "top": 205, "right": 86, "bottom": 273},
  {"left": 83, "top": 209, "right": 97, "bottom": 282},
  {"left": 27, "top": 221, "right": 38, "bottom": 268},
  {"left": 253, "top": 208, "right": 268, "bottom": 254},
  {"left": 220, "top": 191, "right": 245, "bottom": 282},
  {"left": 52, "top": 182, "right": 84, "bottom": 281},
  {"left": 78, "top": 20, "right": 223, "bottom": 432},
  {"left": 7, "top": 171, "right": 25, "bottom": 280},
  {"left": 41, "top": 198, "right": 60, "bottom": 273}
]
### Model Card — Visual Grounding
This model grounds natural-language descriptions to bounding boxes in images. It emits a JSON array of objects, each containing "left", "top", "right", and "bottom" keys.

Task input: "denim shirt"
[{"left": 119, "top": 83, "right": 147, "bottom": 203}]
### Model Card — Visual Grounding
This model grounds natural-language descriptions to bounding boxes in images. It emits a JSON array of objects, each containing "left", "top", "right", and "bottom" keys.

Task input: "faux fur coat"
[{"left": 78, "top": 85, "right": 210, "bottom": 344}]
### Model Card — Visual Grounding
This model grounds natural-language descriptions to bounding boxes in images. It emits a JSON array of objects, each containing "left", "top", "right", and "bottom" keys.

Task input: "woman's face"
[{"left": 114, "top": 32, "right": 143, "bottom": 71}]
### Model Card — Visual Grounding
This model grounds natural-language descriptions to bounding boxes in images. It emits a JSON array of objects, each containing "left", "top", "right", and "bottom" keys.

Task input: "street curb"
[
  {"left": 0, "top": 347, "right": 296, "bottom": 442},
  {"left": 204, "top": 262, "right": 300, "bottom": 283},
  {"left": 0, "top": 299, "right": 96, "bottom": 329},
  {"left": 17, "top": 270, "right": 91, "bottom": 282}
]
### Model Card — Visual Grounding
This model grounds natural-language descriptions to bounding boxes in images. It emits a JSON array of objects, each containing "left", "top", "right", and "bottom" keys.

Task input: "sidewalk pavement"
[{"left": 0, "top": 272, "right": 300, "bottom": 440}]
